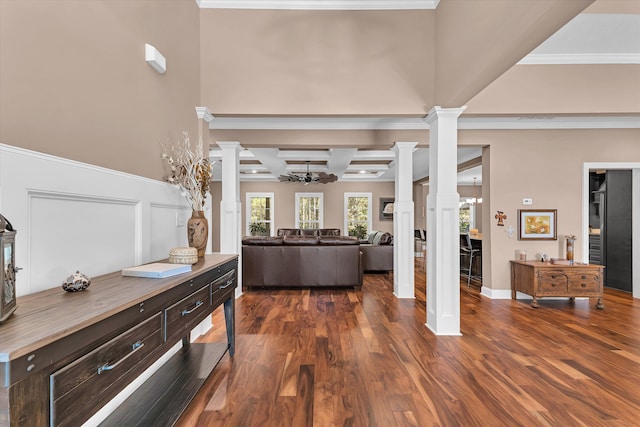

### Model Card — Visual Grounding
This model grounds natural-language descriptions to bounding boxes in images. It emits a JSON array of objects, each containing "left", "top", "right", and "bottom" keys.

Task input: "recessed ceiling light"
[
  {"left": 252, "top": 170, "right": 257, "bottom": 174},
  {"left": 359, "top": 170, "right": 366, "bottom": 174}
]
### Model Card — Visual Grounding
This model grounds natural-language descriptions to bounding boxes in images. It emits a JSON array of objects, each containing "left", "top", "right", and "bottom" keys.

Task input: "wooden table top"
[
  {"left": 0, "top": 254, "right": 237, "bottom": 362},
  {"left": 510, "top": 259, "right": 604, "bottom": 269}
]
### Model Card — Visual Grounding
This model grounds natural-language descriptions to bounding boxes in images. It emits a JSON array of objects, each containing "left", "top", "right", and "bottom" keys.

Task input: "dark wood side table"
[
  {"left": 510, "top": 260, "right": 604, "bottom": 309},
  {"left": 0, "top": 254, "right": 237, "bottom": 426}
]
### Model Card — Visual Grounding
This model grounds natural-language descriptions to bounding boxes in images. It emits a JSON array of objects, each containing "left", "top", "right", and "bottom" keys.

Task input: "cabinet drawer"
[
  {"left": 211, "top": 269, "right": 236, "bottom": 306},
  {"left": 50, "top": 312, "right": 162, "bottom": 426},
  {"left": 567, "top": 272, "right": 601, "bottom": 293},
  {"left": 164, "top": 284, "right": 211, "bottom": 343},
  {"left": 537, "top": 271, "right": 568, "bottom": 293}
]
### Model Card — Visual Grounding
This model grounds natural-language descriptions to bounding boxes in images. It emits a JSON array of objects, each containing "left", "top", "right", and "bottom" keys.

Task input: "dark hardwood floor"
[{"left": 177, "top": 261, "right": 640, "bottom": 426}]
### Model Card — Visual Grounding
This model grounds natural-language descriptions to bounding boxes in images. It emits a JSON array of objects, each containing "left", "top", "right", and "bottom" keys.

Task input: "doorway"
[{"left": 583, "top": 163, "right": 640, "bottom": 298}]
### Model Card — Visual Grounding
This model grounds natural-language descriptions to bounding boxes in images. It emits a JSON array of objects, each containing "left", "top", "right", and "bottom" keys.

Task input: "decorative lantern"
[{"left": 0, "top": 217, "right": 18, "bottom": 322}]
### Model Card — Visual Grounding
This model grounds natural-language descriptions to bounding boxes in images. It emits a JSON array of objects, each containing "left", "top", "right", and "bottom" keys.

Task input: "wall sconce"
[{"left": 145, "top": 43, "right": 166, "bottom": 74}]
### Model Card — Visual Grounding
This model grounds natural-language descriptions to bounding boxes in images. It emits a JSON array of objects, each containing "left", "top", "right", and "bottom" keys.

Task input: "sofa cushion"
[
  {"left": 242, "top": 236, "right": 284, "bottom": 245},
  {"left": 318, "top": 236, "right": 358, "bottom": 245},
  {"left": 319, "top": 228, "right": 341, "bottom": 236},
  {"left": 378, "top": 232, "right": 392, "bottom": 245},
  {"left": 283, "top": 236, "right": 319, "bottom": 246},
  {"left": 367, "top": 231, "right": 378, "bottom": 244},
  {"left": 372, "top": 232, "right": 384, "bottom": 245},
  {"left": 277, "top": 228, "right": 300, "bottom": 236},
  {"left": 299, "top": 229, "right": 318, "bottom": 236}
]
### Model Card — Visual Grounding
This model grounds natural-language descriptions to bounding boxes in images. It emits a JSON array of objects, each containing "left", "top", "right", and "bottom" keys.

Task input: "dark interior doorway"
[{"left": 589, "top": 169, "right": 632, "bottom": 292}]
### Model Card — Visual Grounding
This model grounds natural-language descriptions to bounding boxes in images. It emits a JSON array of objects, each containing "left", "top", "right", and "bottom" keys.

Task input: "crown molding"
[
  {"left": 195, "top": 106, "right": 214, "bottom": 123},
  {"left": 195, "top": 0, "right": 439, "bottom": 10},
  {"left": 207, "top": 115, "right": 640, "bottom": 130},
  {"left": 458, "top": 115, "right": 640, "bottom": 130},
  {"left": 209, "top": 116, "right": 430, "bottom": 130},
  {"left": 519, "top": 53, "right": 640, "bottom": 65}
]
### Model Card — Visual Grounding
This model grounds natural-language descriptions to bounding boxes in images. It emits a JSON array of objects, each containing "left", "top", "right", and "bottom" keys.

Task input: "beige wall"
[
  {"left": 200, "top": 9, "right": 435, "bottom": 115},
  {"left": 466, "top": 64, "right": 640, "bottom": 115},
  {"left": 434, "top": 0, "right": 594, "bottom": 107},
  {"left": 460, "top": 128, "right": 640, "bottom": 291},
  {"left": 0, "top": 0, "right": 201, "bottom": 180}
]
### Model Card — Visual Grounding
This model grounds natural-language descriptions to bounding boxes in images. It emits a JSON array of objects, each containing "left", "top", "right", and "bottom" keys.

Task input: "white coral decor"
[{"left": 161, "top": 131, "right": 213, "bottom": 211}]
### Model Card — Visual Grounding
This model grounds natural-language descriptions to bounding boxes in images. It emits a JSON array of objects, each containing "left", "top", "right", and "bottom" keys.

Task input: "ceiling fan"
[{"left": 278, "top": 161, "right": 338, "bottom": 184}]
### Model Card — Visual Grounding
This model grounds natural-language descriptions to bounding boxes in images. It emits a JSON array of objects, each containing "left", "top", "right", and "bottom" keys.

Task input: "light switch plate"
[
  {"left": 522, "top": 198, "right": 533, "bottom": 205},
  {"left": 176, "top": 213, "right": 186, "bottom": 227}
]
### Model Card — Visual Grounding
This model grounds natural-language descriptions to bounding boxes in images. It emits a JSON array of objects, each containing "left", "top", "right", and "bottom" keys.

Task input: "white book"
[{"left": 122, "top": 262, "right": 192, "bottom": 279}]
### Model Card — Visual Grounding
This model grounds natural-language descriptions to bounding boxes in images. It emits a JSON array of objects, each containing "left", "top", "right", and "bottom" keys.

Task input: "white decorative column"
[
  {"left": 425, "top": 106, "right": 465, "bottom": 336},
  {"left": 217, "top": 141, "right": 243, "bottom": 298},
  {"left": 392, "top": 142, "right": 417, "bottom": 298}
]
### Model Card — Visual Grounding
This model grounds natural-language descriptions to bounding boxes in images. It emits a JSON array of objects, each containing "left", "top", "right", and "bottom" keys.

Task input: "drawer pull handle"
[
  {"left": 582, "top": 275, "right": 587, "bottom": 279},
  {"left": 97, "top": 341, "right": 145, "bottom": 374},
  {"left": 581, "top": 283, "right": 587, "bottom": 287},
  {"left": 219, "top": 279, "right": 234, "bottom": 290},
  {"left": 181, "top": 300, "right": 204, "bottom": 316}
]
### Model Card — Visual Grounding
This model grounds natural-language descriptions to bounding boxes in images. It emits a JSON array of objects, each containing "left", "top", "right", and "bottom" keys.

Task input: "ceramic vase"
[
  {"left": 187, "top": 210, "right": 208, "bottom": 257},
  {"left": 566, "top": 235, "right": 575, "bottom": 264}
]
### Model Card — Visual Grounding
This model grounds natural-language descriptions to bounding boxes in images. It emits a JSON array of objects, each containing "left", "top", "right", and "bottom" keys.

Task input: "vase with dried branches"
[{"left": 161, "top": 131, "right": 213, "bottom": 257}]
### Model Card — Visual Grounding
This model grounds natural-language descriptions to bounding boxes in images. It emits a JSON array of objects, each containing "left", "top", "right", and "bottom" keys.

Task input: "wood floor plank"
[{"left": 177, "top": 267, "right": 640, "bottom": 427}]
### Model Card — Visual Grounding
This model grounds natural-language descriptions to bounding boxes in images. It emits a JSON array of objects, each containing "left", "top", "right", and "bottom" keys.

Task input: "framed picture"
[
  {"left": 379, "top": 198, "right": 394, "bottom": 221},
  {"left": 518, "top": 209, "right": 557, "bottom": 240}
]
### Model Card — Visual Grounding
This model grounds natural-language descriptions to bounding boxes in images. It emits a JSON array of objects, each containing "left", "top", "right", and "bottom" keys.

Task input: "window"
[
  {"left": 246, "top": 192, "right": 274, "bottom": 236},
  {"left": 344, "top": 192, "right": 372, "bottom": 239},
  {"left": 295, "top": 193, "right": 323, "bottom": 229},
  {"left": 459, "top": 202, "right": 476, "bottom": 232}
]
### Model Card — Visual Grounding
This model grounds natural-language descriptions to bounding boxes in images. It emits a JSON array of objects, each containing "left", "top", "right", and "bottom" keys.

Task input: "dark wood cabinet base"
[{"left": 100, "top": 342, "right": 228, "bottom": 427}]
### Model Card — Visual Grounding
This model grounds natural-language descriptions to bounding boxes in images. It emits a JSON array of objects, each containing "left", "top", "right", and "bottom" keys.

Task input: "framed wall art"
[
  {"left": 379, "top": 198, "right": 394, "bottom": 221},
  {"left": 518, "top": 209, "right": 557, "bottom": 240}
]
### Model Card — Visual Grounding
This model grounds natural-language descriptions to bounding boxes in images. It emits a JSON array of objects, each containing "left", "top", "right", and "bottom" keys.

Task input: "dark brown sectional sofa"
[
  {"left": 359, "top": 230, "right": 394, "bottom": 272},
  {"left": 242, "top": 233, "right": 362, "bottom": 290}
]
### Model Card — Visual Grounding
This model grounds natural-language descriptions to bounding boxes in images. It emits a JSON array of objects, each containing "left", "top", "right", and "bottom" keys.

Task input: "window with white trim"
[
  {"left": 344, "top": 192, "right": 372, "bottom": 239},
  {"left": 295, "top": 193, "right": 323, "bottom": 229},
  {"left": 246, "top": 192, "right": 274, "bottom": 236}
]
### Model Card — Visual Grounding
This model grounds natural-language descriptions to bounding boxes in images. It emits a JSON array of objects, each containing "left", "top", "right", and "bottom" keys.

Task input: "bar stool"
[{"left": 460, "top": 233, "right": 481, "bottom": 286}]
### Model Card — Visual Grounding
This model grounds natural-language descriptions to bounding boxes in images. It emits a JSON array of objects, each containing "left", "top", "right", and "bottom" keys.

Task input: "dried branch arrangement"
[{"left": 161, "top": 131, "right": 213, "bottom": 211}]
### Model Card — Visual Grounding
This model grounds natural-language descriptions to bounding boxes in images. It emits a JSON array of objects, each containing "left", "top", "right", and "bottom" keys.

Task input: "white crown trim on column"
[
  {"left": 519, "top": 53, "right": 640, "bottom": 65},
  {"left": 195, "top": 106, "right": 214, "bottom": 123},
  {"left": 196, "top": 0, "right": 439, "bottom": 10}
]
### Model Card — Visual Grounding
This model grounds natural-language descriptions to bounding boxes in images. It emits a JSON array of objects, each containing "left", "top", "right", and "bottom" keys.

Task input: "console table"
[
  {"left": 0, "top": 254, "right": 237, "bottom": 426},
  {"left": 510, "top": 260, "right": 604, "bottom": 309}
]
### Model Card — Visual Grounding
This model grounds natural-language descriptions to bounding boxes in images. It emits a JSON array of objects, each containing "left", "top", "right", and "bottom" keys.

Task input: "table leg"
[
  {"left": 531, "top": 297, "right": 539, "bottom": 308},
  {"left": 224, "top": 296, "right": 235, "bottom": 356},
  {"left": 596, "top": 298, "right": 604, "bottom": 309}
]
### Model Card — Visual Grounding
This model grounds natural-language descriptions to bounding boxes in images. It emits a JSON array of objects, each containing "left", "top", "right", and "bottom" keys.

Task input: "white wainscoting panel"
[{"left": 0, "top": 144, "right": 190, "bottom": 296}]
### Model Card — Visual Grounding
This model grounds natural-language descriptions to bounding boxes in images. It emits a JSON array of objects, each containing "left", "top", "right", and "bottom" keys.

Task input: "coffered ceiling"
[{"left": 209, "top": 146, "right": 483, "bottom": 184}]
